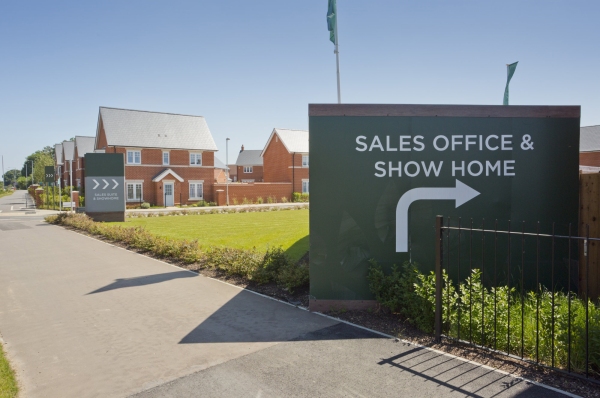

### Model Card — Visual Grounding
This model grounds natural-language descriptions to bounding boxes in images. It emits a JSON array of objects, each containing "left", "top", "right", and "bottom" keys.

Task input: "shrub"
[
  {"left": 277, "top": 261, "right": 309, "bottom": 293},
  {"left": 242, "top": 196, "right": 250, "bottom": 205},
  {"left": 141, "top": 202, "right": 150, "bottom": 209},
  {"left": 256, "top": 196, "right": 264, "bottom": 204},
  {"left": 232, "top": 198, "right": 238, "bottom": 205},
  {"left": 292, "top": 192, "right": 309, "bottom": 203},
  {"left": 281, "top": 196, "right": 288, "bottom": 203},
  {"left": 267, "top": 196, "right": 274, "bottom": 204}
]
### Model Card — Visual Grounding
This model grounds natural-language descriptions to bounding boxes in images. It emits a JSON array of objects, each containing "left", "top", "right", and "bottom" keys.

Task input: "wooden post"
[{"left": 579, "top": 172, "right": 600, "bottom": 300}]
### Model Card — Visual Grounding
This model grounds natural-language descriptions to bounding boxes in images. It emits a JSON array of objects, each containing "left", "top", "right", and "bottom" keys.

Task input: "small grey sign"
[{"left": 85, "top": 176, "right": 125, "bottom": 212}]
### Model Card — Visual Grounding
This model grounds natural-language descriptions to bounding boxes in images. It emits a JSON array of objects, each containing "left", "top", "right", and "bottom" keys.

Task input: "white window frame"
[
  {"left": 189, "top": 152, "right": 202, "bottom": 166},
  {"left": 127, "top": 150, "right": 141, "bottom": 165},
  {"left": 189, "top": 180, "right": 204, "bottom": 200},
  {"left": 243, "top": 166, "right": 253, "bottom": 173},
  {"left": 162, "top": 151, "right": 170, "bottom": 165},
  {"left": 126, "top": 181, "right": 143, "bottom": 201},
  {"left": 302, "top": 179, "right": 309, "bottom": 194},
  {"left": 302, "top": 155, "right": 309, "bottom": 168}
]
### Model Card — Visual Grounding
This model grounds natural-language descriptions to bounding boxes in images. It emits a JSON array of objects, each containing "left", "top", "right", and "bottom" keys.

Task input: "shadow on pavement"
[
  {"left": 179, "top": 288, "right": 383, "bottom": 344},
  {"left": 378, "top": 347, "right": 567, "bottom": 398},
  {"left": 87, "top": 270, "right": 197, "bottom": 294}
]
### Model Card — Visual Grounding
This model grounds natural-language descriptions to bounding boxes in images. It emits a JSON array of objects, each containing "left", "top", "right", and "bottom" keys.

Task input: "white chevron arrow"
[
  {"left": 102, "top": 179, "right": 109, "bottom": 189},
  {"left": 93, "top": 179, "right": 99, "bottom": 189},
  {"left": 396, "top": 179, "right": 480, "bottom": 252},
  {"left": 112, "top": 179, "right": 119, "bottom": 189}
]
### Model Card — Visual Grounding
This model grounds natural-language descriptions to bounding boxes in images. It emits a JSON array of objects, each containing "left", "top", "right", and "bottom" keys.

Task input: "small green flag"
[
  {"left": 503, "top": 61, "right": 518, "bottom": 105},
  {"left": 327, "top": 0, "right": 337, "bottom": 44}
]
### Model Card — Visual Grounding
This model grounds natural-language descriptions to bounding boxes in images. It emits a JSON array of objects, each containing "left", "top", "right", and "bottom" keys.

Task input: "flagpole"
[{"left": 334, "top": 10, "right": 341, "bottom": 104}]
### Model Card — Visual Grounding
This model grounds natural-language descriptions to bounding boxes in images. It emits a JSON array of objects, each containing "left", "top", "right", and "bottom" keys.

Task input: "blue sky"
[{"left": 1, "top": 0, "right": 598, "bottom": 172}]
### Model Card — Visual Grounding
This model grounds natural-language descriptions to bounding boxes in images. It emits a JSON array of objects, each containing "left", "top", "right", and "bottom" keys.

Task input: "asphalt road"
[
  {"left": 0, "top": 212, "right": 576, "bottom": 397},
  {"left": 0, "top": 190, "right": 35, "bottom": 215}
]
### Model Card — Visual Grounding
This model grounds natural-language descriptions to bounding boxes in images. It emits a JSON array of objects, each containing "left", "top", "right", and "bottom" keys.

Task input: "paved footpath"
[{"left": 0, "top": 195, "right": 575, "bottom": 397}]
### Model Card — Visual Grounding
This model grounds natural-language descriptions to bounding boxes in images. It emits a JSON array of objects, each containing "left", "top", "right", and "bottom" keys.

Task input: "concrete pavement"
[{"left": 0, "top": 214, "right": 575, "bottom": 397}]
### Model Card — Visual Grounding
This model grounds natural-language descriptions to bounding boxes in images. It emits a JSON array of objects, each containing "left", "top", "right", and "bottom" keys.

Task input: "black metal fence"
[{"left": 433, "top": 216, "right": 600, "bottom": 382}]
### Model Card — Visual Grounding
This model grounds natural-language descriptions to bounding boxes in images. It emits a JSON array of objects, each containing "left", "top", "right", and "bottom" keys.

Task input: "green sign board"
[
  {"left": 84, "top": 153, "right": 125, "bottom": 221},
  {"left": 44, "top": 166, "right": 55, "bottom": 183},
  {"left": 308, "top": 104, "right": 580, "bottom": 305}
]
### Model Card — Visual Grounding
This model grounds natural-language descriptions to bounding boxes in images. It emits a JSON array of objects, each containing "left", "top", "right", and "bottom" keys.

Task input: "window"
[
  {"left": 243, "top": 166, "right": 253, "bottom": 173},
  {"left": 190, "top": 153, "right": 202, "bottom": 165},
  {"left": 189, "top": 182, "right": 204, "bottom": 199},
  {"left": 127, "top": 150, "right": 141, "bottom": 164},
  {"left": 127, "top": 182, "right": 143, "bottom": 201},
  {"left": 163, "top": 151, "right": 170, "bottom": 165},
  {"left": 302, "top": 180, "right": 309, "bottom": 194},
  {"left": 302, "top": 155, "right": 309, "bottom": 167}
]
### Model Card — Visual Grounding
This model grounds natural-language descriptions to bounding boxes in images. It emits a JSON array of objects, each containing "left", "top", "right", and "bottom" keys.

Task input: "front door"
[{"left": 164, "top": 183, "right": 174, "bottom": 206}]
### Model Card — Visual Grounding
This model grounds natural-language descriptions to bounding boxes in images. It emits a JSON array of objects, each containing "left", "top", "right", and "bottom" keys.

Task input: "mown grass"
[
  {"left": 0, "top": 343, "right": 18, "bottom": 398},
  {"left": 0, "top": 190, "right": 13, "bottom": 199},
  {"left": 123, "top": 209, "right": 309, "bottom": 261}
]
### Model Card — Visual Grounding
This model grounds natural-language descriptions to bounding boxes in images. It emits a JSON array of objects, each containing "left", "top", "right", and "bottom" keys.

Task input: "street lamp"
[{"left": 226, "top": 138, "right": 230, "bottom": 206}]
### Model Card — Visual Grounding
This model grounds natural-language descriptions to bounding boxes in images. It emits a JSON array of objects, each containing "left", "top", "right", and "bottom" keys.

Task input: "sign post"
[
  {"left": 45, "top": 166, "right": 55, "bottom": 210},
  {"left": 308, "top": 104, "right": 580, "bottom": 311},
  {"left": 84, "top": 153, "right": 125, "bottom": 222}
]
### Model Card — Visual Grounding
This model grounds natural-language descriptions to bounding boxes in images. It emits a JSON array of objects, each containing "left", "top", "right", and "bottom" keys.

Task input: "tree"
[
  {"left": 21, "top": 151, "right": 55, "bottom": 186},
  {"left": 2, "top": 169, "right": 21, "bottom": 187}
]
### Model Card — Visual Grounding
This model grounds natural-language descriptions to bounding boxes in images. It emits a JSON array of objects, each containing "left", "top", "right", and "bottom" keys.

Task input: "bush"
[
  {"left": 367, "top": 260, "right": 434, "bottom": 332},
  {"left": 367, "top": 261, "right": 600, "bottom": 374},
  {"left": 140, "top": 202, "right": 150, "bottom": 209},
  {"left": 256, "top": 196, "right": 264, "bottom": 204},
  {"left": 281, "top": 196, "right": 288, "bottom": 203},
  {"left": 292, "top": 192, "right": 309, "bottom": 203},
  {"left": 45, "top": 213, "right": 310, "bottom": 293}
]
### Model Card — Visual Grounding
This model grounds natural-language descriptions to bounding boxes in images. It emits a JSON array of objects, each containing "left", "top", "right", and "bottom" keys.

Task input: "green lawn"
[
  {"left": 0, "top": 343, "right": 18, "bottom": 398},
  {"left": 124, "top": 209, "right": 309, "bottom": 261},
  {"left": 0, "top": 190, "right": 13, "bottom": 199}
]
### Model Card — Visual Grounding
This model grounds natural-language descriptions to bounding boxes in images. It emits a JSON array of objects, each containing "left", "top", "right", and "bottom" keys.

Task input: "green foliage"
[
  {"left": 281, "top": 196, "right": 288, "bottom": 203},
  {"left": 266, "top": 196, "right": 274, "bottom": 204},
  {"left": 367, "top": 260, "right": 434, "bottom": 332},
  {"left": 368, "top": 262, "right": 600, "bottom": 374},
  {"left": 140, "top": 202, "right": 150, "bottom": 209},
  {"left": 256, "top": 196, "right": 264, "bottom": 204},
  {"left": 45, "top": 213, "right": 309, "bottom": 293},
  {"left": 292, "top": 192, "right": 309, "bottom": 202},
  {"left": 2, "top": 169, "right": 21, "bottom": 187}
]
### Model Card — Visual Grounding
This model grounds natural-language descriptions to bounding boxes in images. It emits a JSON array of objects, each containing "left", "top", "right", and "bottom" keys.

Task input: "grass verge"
[
  {"left": 123, "top": 208, "right": 309, "bottom": 261},
  {"left": 46, "top": 212, "right": 309, "bottom": 293},
  {"left": 0, "top": 190, "right": 13, "bottom": 199},
  {"left": 0, "top": 342, "right": 18, "bottom": 398}
]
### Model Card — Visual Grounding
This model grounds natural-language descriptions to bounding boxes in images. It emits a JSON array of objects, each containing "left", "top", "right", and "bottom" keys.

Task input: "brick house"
[
  {"left": 261, "top": 128, "right": 309, "bottom": 194},
  {"left": 235, "top": 146, "right": 263, "bottom": 182},
  {"left": 73, "top": 136, "right": 95, "bottom": 191},
  {"left": 54, "top": 143, "right": 63, "bottom": 187},
  {"left": 214, "top": 157, "right": 229, "bottom": 183},
  {"left": 61, "top": 140, "right": 75, "bottom": 189},
  {"left": 580, "top": 126, "right": 600, "bottom": 166},
  {"left": 94, "top": 107, "right": 219, "bottom": 206}
]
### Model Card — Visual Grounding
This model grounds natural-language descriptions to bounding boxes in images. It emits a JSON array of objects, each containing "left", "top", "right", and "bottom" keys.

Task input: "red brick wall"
[
  {"left": 109, "top": 146, "right": 218, "bottom": 206},
  {"left": 263, "top": 135, "right": 292, "bottom": 182},
  {"left": 262, "top": 133, "right": 308, "bottom": 192},
  {"left": 97, "top": 120, "right": 107, "bottom": 149},
  {"left": 580, "top": 152, "right": 600, "bottom": 166},
  {"left": 237, "top": 165, "right": 263, "bottom": 182},
  {"left": 213, "top": 182, "right": 292, "bottom": 205}
]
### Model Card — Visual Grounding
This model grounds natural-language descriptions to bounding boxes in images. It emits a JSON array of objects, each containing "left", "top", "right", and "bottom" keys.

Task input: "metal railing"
[{"left": 433, "top": 216, "right": 599, "bottom": 382}]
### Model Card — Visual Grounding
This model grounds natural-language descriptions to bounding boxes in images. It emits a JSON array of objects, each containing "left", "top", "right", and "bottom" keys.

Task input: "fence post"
[{"left": 435, "top": 215, "right": 443, "bottom": 343}]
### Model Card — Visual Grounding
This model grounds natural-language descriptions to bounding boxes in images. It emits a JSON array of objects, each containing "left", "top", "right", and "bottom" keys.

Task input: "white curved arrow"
[
  {"left": 112, "top": 179, "right": 119, "bottom": 189},
  {"left": 396, "top": 179, "right": 480, "bottom": 252},
  {"left": 93, "top": 179, "right": 99, "bottom": 189},
  {"left": 102, "top": 179, "right": 109, "bottom": 189}
]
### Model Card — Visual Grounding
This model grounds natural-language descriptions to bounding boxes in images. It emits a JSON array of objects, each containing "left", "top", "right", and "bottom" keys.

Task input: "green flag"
[
  {"left": 503, "top": 61, "right": 518, "bottom": 105},
  {"left": 327, "top": 0, "right": 337, "bottom": 44}
]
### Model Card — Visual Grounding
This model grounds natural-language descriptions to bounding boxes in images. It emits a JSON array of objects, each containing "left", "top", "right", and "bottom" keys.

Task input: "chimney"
[{"left": 240, "top": 145, "right": 244, "bottom": 153}]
